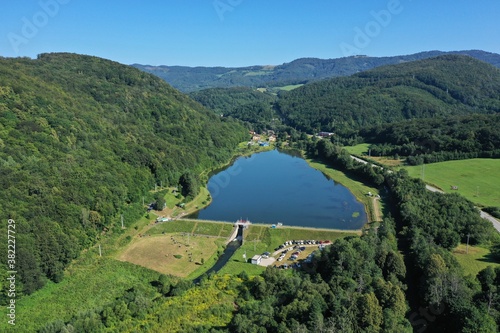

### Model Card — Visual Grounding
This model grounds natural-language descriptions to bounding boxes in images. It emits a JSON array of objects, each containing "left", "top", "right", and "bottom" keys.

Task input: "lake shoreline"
[
  {"left": 304, "top": 157, "right": 380, "bottom": 224},
  {"left": 193, "top": 149, "right": 370, "bottom": 230}
]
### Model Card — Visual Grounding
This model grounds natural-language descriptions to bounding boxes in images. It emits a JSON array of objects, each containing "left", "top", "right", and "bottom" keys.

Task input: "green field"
[
  {"left": 146, "top": 220, "right": 198, "bottom": 235},
  {"left": 344, "top": 143, "right": 403, "bottom": 167},
  {"left": 277, "top": 84, "right": 304, "bottom": 91},
  {"left": 453, "top": 244, "right": 500, "bottom": 277},
  {"left": 404, "top": 159, "right": 500, "bottom": 207},
  {"left": 145, "top": 220, "right": 235, "bottom": 238},
  {"left": 344, "top": 143, "right": 371, "bottom": 156},
  {"left": 0, "top": 257, "right": 161, "bottom": 332}
]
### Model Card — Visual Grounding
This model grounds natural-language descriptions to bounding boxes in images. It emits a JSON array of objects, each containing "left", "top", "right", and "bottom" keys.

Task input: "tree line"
[{"left": 358, "top": 114, "right": 500, "bottom": 165}]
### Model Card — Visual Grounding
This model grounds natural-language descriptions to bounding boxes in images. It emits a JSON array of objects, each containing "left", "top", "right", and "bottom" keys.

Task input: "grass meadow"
[
  {"left": 0, "top": 257, "right": 161, "bottom": 332},
  {"left": 344, "top": 143, "right": 403, "bottom": 167},
  {"left": 404, "top": 159, "right": 500, "bottom": 207},
  {"left": 453, "top": 244, "right": 500, "bottom": 277}
]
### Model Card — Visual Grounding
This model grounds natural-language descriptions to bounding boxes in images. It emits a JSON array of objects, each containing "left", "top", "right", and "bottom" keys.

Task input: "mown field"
[
  {"left": 453, "top": 244, "right": 500, "bottom": 277},
  {"left": 404, "top": 159, "right": 500, "bottom": 207},
  {"left": 118, "top": 220, "right": 235, "bottom": 278}
]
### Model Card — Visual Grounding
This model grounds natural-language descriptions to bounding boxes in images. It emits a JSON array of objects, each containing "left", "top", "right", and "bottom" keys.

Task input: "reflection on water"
[{"left": 195, "top": 150, "right": 367, "bottom": 230}]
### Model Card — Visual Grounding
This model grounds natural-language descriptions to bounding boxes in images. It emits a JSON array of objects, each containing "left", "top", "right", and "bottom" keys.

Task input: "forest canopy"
[
  {"left": 276, "top": 55, "right": 500, "bottom": 134},
  {"left": 0, "top": 53, "right": 247, "bottom": 296}
]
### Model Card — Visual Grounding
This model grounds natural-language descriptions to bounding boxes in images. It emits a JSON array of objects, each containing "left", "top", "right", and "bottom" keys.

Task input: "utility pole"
[
  {"left": 121, "top": 214, "right": 124, "bottom": 229},
  {"left": 99, "top": 244, "right": 102, "bottom": 257},
  {"left": 466, "top": 234, "right": 470, "bottom": 254}
]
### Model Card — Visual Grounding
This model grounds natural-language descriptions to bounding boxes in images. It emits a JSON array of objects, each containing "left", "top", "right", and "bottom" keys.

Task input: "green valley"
[{"left": 2, "top": 51, "right": 500, "bottom": 333}]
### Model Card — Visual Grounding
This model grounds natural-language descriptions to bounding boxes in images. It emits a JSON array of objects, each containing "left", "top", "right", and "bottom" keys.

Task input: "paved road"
[
  {"left": 350, "top": 155, "right": 500, "bottom": 233},
  {"left": 425, "top": 184, "right": 444, "bottom": 193},
  {"left": 350, "top": 155, "right": 369, "bottom": 165},
  {"left": 480, "top": 211, "right": 500, "bottom": 233}
]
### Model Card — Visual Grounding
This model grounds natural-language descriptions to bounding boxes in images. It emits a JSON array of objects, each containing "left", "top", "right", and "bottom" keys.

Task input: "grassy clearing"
[
  {"left": 344, "top": 143, "right": 403, "bottom": 167},
  {"left": 118, "top": 233, "right": 225, "bottom": 278},
  {"left": 0, "top": 257, "right": 160, "bottom": 333},
  {"left": 219, "top": 222, "right": 235, "bottom": 237},
  {"left": 306, "top": 158, "right": 382, "bottom": 222},
  {"left": 277, "top": 84, "right": 304, "bottom": 91},
  {"left": 193, "top": 221, "right": 234, "bottom": 237},
  {"left": 453, "top": 244, "right": 500, "bottom": 277},
  {"left": 244, "top": 70, "right": 272, "bottom": 76},
  {"left": 344, "top": 143, "right": 371, "bottom": 156},
  {"left": 404, "top": 159, "right": 500, "bottom": 207},
  {"left": 145, "top": 220, "right": 198, "bottom": 235},
  {"left": 146, "top": 220, "right": 235, "bottom": 238},
  {"left": 120, "top": 219, "right": 236, "bottom": 278}
]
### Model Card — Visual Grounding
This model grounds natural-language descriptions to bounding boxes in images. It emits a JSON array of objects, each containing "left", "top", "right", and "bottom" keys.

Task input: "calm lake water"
[{"left": 193, "top": 150, "right": 367, "bottom": 230}]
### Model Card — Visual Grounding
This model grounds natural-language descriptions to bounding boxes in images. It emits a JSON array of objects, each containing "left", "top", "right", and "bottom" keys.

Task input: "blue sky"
[{"left": 1, "top": 0, "right": 499, "bottom": 67}]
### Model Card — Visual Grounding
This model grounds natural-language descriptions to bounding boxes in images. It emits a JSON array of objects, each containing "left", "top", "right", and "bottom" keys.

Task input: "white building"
[{"left": 251, "top": 255, "right": 262, "bottom": 265}]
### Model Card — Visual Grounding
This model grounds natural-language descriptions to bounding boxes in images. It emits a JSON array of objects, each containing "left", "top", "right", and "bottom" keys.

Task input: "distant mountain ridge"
[
  {"left": 276, "top": 54, "right": 500, "bottom": 133},
  {"left": 132, "top": 50, "right": 500, "bottom": 92}
]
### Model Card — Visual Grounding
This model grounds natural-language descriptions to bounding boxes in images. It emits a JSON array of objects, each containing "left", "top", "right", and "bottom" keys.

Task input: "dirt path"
[{"left": 372, "top": 197, "right": 382, "bottom": 222}]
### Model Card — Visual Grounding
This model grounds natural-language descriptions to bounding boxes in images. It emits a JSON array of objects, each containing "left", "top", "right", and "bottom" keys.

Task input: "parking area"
[{"left": 258, "top": 257, "right": 276, "bottom": 266}]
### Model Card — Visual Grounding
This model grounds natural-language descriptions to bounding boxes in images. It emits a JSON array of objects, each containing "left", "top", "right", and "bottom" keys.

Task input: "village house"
[{"left": 317, "top": 132, "right": 334, "bottom": 138}]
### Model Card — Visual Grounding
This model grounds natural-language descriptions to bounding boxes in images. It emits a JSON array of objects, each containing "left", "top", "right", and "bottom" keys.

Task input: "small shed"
[{"left": 251, "top": 255, "right": 262, "bottom": 265}]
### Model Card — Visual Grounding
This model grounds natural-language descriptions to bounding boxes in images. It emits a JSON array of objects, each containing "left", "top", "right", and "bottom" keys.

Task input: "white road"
[
  {"left": 425, "top": 184, "right": 444, "bottom": 193},
  {"left": 350, "top": 155, "right": 500, "bottom": 233},
  {"left": 480, "top": 211, "right": 500, "bottom": 233}
]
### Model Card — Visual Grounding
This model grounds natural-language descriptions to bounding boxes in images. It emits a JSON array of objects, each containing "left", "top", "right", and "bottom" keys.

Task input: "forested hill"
[
  {"left": 0, "top": 53, "right": 247, "bottom": 295},
  {"left": 132, "top": 50, "right": 500, "bottom": 92},
  {"left": 276, "top": 55, "right": 500, "bottom": 134},
  {"left": 189, "top": 87, "right": 277, "bottom": 133}
]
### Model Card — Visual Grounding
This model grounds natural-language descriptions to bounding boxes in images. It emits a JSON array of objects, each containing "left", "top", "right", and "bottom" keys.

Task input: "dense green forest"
[
  {"left": 276, "top": 55, "right": 500, "bottom": 134},
  {"left": 3, "top": 52, "right": 500, "bottom": 332},
  {"left": 306, "top": 138, "right": 500, "bottom": 332},
  {"left": 133, "top": 50, "right": 500, "bottom": 92},
  {"left": 357, "top": 114, "right": 500, "bottom": 164},
  {"left": 190, "top": 87, "right": 277, "bottom": 133},
  {"left": 0, "top": 53, "right": 247, "bottom": 296},
  {"left": 38, "top": 137, "right": 500, "bottom": 332}
]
